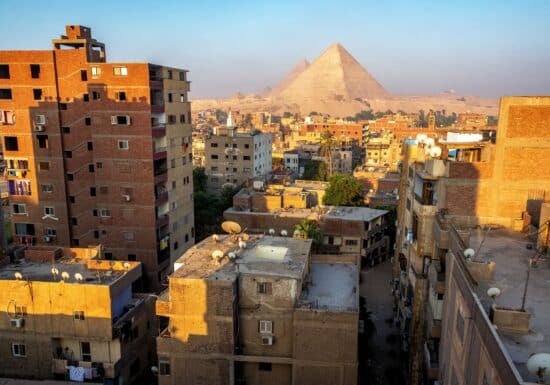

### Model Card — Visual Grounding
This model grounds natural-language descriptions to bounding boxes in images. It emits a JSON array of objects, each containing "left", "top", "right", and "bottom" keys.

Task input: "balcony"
[
  {"left": 153, "top": 146, "right": 167, "bottom": 160},
  {"left": 152, "top": 124, "right": 166, "bottom": 138},
  {"left": 156, "top": 214, "right": 169, "bottom": 228},
  {"left": 424, "top": 341, "right": 439, "bottom": 380},
  {"left": 428, "top": 261, "right": 445, "bottom": 295},
  {"left": 426, "top": 300, "right": 442, "bottom": 339},
  {"left": 155, "top": 190, "right": 169, "bottom": 205},
  {"left": 52, "top": 358, "right": 116, "bottom": 379}
]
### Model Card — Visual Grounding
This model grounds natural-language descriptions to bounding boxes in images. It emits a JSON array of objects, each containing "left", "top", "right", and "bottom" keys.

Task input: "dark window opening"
[
  {"left": 259, "top": 363, "right": 272, "bottom": 371},
  {"left": 0, "top": 64, "right": 10, "bottom": 79},
  {"left": 92, "top": 91, "right": 100, "bottom": 100},
  {"left": 0, "top": 89, "right": 13, "bottom": 99},
  {"left": 63, "top": 126, "right": 71, "bottom": 134},
  {"left": 80, "top": 70, "right": 88, "bottom": 81},
  {"left": 116, "top": 91, "right": 127, "bottom": 101},
  {"left": 59, "top": 103, "right": 67, "bottom": 110},
  {"left": 85, "top": 117, "right": 91, "bottom": 126},
  {"left": 87, "top": 142, "right": 93, "bottom": 151},
  {"left": 88, "top": 164, "right": 95, "bottom": 173},
  {"left": 65, "top": 151, "right": 72, "bottom": 158},
  {"left": 37, "top": 134, "right": 49, "bottom": 149},
  {"left": 83, "top": 93, "right": 89, "bottom": 102},
  {"left": 4, "top": 137, "right": 18, "bottom": 151},
  {"left": 33, "top": 89, "right": 42, "bottom": 100},
  {"left": 90, "top": 187, "right": 96, "bottom": 196},
  {"left": 128, "top": 254, "right": 137, "bottom": 261},
  {"left": 30, "top": 64, "right": 40, "bottom": 78}
]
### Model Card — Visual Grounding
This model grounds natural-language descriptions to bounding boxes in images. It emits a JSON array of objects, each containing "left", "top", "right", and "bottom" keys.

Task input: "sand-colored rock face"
[{"left": 276, "top": 43, "right": 388, "bottom": 100}]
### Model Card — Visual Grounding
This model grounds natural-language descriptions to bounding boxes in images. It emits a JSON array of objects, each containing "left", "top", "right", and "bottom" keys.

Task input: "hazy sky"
[{"left": 1, "top": 0, "right": 549, "bottom": 99}]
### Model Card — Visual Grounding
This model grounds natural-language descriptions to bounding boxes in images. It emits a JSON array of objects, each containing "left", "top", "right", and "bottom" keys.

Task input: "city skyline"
[{"left": 1, "top": 0, "right": 549, "bottom": 99}]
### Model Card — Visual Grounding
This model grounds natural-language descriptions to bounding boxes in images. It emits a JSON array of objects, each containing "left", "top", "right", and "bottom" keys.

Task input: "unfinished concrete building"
[
  {"left": 393, "top": 96, "right": 550, "bottom": 385},
  {"left": 156, "top": 234, "right": 359, "bottom": 385},
  {"left": 0, "top": 246, "right": 156, "bottom": 385}
]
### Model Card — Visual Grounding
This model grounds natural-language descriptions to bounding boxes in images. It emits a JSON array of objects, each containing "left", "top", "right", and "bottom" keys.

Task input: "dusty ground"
[{"left": 360, "top": 261, "right": 407, "bottom": 385}]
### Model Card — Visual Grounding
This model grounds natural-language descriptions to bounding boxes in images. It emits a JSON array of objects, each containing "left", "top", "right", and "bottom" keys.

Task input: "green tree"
[
  {"left": 320, "top": 130, "right": 335, "bottom": 178},
  {"left": 323, "top": 174, "right": 365, "bottom": 206},
  {"left": 294, "top": 219, "right": 322, "bottom": 250},
  {"left": 302, "top": 159, "right": 328, "bottom": 181},
  {"left": 193, "top": 167, "right": 207, "bottom": 192}
]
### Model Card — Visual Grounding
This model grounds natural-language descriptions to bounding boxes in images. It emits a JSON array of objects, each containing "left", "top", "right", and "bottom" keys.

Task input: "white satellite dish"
[
  {"left": 74, "top": 273, "right": 83, "bottom": 282},
  {"left": 14, "top": 272, "right": 23, "bottom": 280},
  {"left": 212, "top": 234, "right": 219, "bottom": 242},
  {"left": 123, "top": 262, "right": 131, "bottom": 270},
  {"left": 61, "top": 271, "right": 70, "bottom": 281},
  {"left": 268, "top": 228, "right": 275, "bottom": 235},
  {"left": 238, "top": 240, "right": 247, "bottom": 249},
  {"left": 425, "top": 138, "right": 435, "bottom": 148},
  {"left": 212, "top": 250, "right": 224, "bottom": 260},
  {"left": 463, "top": 248, "right": 475, "bottom": 258},
  {"left": 293, "top": 229, "right": 301, "bottom": 237},
  {"left": 430, "top": 146, "right": 442, "bottom": 157},
  {"left": 51, "top": 267, "right": 59, "bottom": 277},
  {"left": 487, "top": 287, "right": 501, "bottom": 299},
  {"left": 416, "top": 133, "right": 428, "bottom": 144},
  {"left": 280, "top": 230, "right": 288, "bottom": 237},
  {"left": 527, "top": 353, "right": 550, "bottom": 383}
]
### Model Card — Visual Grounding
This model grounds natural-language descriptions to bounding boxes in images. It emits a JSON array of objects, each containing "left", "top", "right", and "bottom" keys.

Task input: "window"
[
  {"left": 113, "top": 66, "right": 128, "bottom": 76},
  {"left": 91, "top": 66, "right": 101, "bottom": 77},
  {"left": 92, "top": 91, "right": 101, "bottom": 100},
  {"left": 173, "top": 241, "right": 179, "bottom": 250},
  {"left": 11, "top": 343, "right": 26, "bottom": 357},
  {"left": 35, "top": 114, "right": 46, "bottom": 125},
  {"left": 0, "top": 64, "right": 10, "bottom": 78},
  {"left": 259, "top": 320, "right": 273, "bottom": 334},
  {"left": 243, "top": 156, "right": 251, "bottom": 160},
  {"left": 80, "top": 341, "right": 91, "bottom": 362},
  {"left": 159, "top": 358, "right": 171, "bottom": 375},
  {"left": 39, "top": 161, "right": 50, "bottom": 171},
  {"left": 257, "top": 282, "right": 272, "bottom": 294},
  {"left": 59, "top": 103, "right": 67, "bottom": 110},
  {"left": 33, "top": 89, "right": 42, "bottom": 100},
  {"left": 0, "top": 89, "right": 13, "bottom": 99},
  {"left": 74, "top": 311, "right": 85, "bottom": 321},
  {"left": 345, "top": 239, "right": 358, "bottom": 246},
  {"left": 179, "top": 114, "right": 186, "bottom": 123},
  {"left": 0, "top": 110, "right": 16, "bottom": 124},
  {"left": 211, "top": 154, "right": 218, "bottom": 160},
  {"left": 258, "top": 363, "right": 272, "bottom": 371},
  {"left": 83, "top": 93, "right": 89, "bottom": 102},
  {"left": 170, "top": 159, "right": 176, "bottom": 168},
  {"left": 37, "top": 135, "right": 49, "bottom": 149},
  {"left": 167, "top": 70, "right": 173, "bottom": 79},
  {"left": 69, "top": 196, "right": 75, "bottom": 203},
  {"left": 67, "top": 174, "right": 74, "bottom": 181},
  {"left": 4, "top": 137, "right": 18, "bottom": 151},
  {"left": 168, "top": 93, "right": 173, "bottom": 103},
  {"left": 90, "top": 187, "right": 96, "bottom": 196},
  {"left": 168, "top": 115, "right": 176, "bottom": 124},
  {"left": 115, "top": 91, "right": 126, "bottom": 101},
  {"left": 210, "top": 143, "right": 218, "bottom": 148},
  {"left": 118, "top": 140, "right": 129, "bottom": 150},
  {"left": 96, "top": 162, "right": 103, "bottom": 169},
  {"left": 85, "top": 117, "right": 91, "bottom": 126},
  {"left": 44, "top": 207, "right": 55, "bottom": 216},
  {"left": 12, "top": 204, "right": 26, "bottom": 214},
  {"left": 65, "top": 151, "right": 72, "bottom": 158},
  {"left": 41, "top": 184, "right": 53, "bottom": 193},
  {"left": 30, "top": 64, "right": 40, "bottom": 78},
  {"left": 88, "top": 164, "right": 95, "bottom": 173},
  {"left": 244, "top": 144, "right": 250, "bottom": 149},
  {"left": 128, "top": 254, "right": 137, "bottom": 261},
  {"left": 111, "top": 115, "right": 131, "bottom": 125},
  {"left": 80, "top": 70, "right": 87, "bottom": 81},
  {"left": 45, "top": 228, "right": 56, "bottom": 236},
  {"left": 123, "top": 231, "right": 135, "bottom": 241},
  {"left": 63, "top": 126, "right": 71, "bottom": 133},
  {"left": 179, "top": 71, "right": 186, "bottom": 81},
  {"left": 87, "top": 142, "right": 93, "bottom": 151},
  {"left": 99, "top": 209, "right": 111, "bottom": 218}
]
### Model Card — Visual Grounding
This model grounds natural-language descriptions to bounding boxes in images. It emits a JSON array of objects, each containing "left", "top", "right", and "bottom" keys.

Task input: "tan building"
[
  {"left": 0, "top": 25, "right": 194, "bottom": 290},
  {"left": 204, "top": 115, "right": 272, "bottom": 193},
  {"left": 393, "top": 96, "right": 550, "bottom": 385},
  {"left": 224, "top": 182, "right": 390, "bottom": 267},
  {"left": 156, "top": 234, "right": 359, "bottom": 385},
  {"left": 0, "top": 246, "right": 156, "bottom": 385}
]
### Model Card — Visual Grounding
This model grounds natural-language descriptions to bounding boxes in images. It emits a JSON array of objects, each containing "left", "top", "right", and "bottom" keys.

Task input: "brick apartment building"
[
  {"left": 156, "top": 234, "right": 359, "bottom": 385},
  {"left": 299, "top": 123, "right": 364, "bottom": 144},
  {"left": 392, "top": 96, "right": 550, "bottom": 385},
  {"left": 0, "top": 246, "right": 156, "bottom": 385},
  {"left": 0, "top": 25, "right": 194, "bottom": 290}
]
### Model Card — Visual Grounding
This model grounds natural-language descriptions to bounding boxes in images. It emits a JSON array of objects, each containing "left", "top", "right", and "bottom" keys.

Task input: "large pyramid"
[
  {"left": 274, "top": 43, "right": 388, "bottom": 101},
  {"left": 268, "top": 58, "right": 310, "bottom": 96}
]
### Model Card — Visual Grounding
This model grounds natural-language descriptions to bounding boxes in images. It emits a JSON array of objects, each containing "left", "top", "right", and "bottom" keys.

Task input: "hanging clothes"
[{"left": 68, "top": 366, "right": 85, "bottom": 382}]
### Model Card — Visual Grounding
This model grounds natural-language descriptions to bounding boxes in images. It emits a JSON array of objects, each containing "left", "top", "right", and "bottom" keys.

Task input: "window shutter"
[
  {"left": 126, "top": 115, "right": 131, "bottom": 125},
  {"left": 111, "top": 116, "right": 117, "bottom": 125}
]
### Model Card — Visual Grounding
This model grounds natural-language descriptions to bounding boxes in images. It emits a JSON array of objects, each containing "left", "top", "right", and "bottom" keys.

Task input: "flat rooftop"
[
  {"left": 0, "top": 258, "right": 140, "bottom": 285},
  {"left": 226, "top": 205, "right": 387, "bottom": 223},
  {"left": 172, "top": 234, "right": 312, "bottom": 281},
  {"left": 299, "top": 263, "right": 358, "bottom": 312},
  {"left": 469, "top": 228, "right": 550, "bottom": 383}
]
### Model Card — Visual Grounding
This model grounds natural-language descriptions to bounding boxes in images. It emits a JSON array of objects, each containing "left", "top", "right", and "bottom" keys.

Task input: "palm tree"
[
  {"left": 294, "top": 219, "right": 322, "bottom": 250},
  {"left": 320, "top": 130, "right": 335, "bottom": 178}
]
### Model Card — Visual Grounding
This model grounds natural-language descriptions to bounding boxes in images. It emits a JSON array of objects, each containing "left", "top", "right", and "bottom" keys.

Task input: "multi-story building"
[
  {"left": 224, "top": 182, "right": 391, "bottom": 267},
  {"left": 393, "top": 96, "right": 550, "bottom": 385},
  {"left": 0, "top": 25, "right": 194, "bottom": 290},
  {"left": 156, "top": 234, "right": 359, "bottom": 385},
  {"left": 299, "top": 123, "right": 363, "bottom": 144},
  {"left": 0, "top": 246, "right": 156, "bottom": 385},
  {"left": 204, "top": 114, "right": 272, "bottom": 193}
]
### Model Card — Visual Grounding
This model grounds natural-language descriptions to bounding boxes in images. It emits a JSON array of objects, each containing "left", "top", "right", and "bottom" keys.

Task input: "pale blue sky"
[{"left": 1, "top": 0, "right": 549, "bottom": 99}]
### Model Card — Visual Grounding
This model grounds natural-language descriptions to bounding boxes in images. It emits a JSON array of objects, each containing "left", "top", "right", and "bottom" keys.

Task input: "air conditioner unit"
[
  {"left": 122, "top": 194, "right": 131, "bottom": 202},
  {"left": 43, "top": 235, "right": 53, "bottom": 242},
  {"left": 34, "top": 125, "right": 45, "bottom": 132},
  {"left": 10, "top": 318, "right": 24, "bottom": 328},
  {"left": 261, "top": 336, "right": 273, "bottom": 346}
]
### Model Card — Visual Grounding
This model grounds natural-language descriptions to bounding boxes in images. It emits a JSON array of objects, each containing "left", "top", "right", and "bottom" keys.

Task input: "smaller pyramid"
[{"left": 269, "top": 58, "right": 310, "bottom": 96}]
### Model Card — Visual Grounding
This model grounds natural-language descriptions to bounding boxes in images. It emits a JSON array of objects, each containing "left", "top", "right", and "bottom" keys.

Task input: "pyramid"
[
  {"left": 269, "top": 58, "right": 310, "bottom": 95},
  {"left": 275, "top": 43, "right": 388, "bottom": 101}
]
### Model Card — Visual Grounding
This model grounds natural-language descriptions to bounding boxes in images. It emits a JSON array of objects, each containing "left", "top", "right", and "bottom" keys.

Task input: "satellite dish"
[
  {"left": 268, "top": 228, "right": 275, "bottom": 235},
  {"left": 222, "top": 221, "right": 242, "bottom": 234},
  {"left": 212, "top": 250, "right": 224, "bottom": 260},
  {"left": 527, "top": 353, "right": 550, "bottom": 383},
  {"left": 293, "top": 229, "right": 301, "bottom": 237},
  {"left": 238, "top": 240, "right": 247, "bottom": 249},
  {"left": 212, "top": 234, "right": 219, "bottom": 242},
  {"left": 150, "top": 366, "right": 159, "bottom": 375},
  {"left": 281, "top": 230, "right": 288, "bottom": 237},
  {"left": 463, "top": 248, "right": 475, "bottom": 258},
  {"left": 430, "top": 146, "right": 442, "bottom": 157},
  {"left": 74, "top": 273, "right": 83, "bottom": 282},
  {"left": 14, "top": 272, "right": 23, "bottom": 280},
  {"left": 51, "top": 267, "right": 59, "bottom": 277},
  {"left": 487, "top": 287, "right": 501, "bottom": 299},
  {"left": 416, "top": 133, "right": 428, "bottom": 144},
  {"left": 123, "top": 262, "right": 131, "bottom": 270},
  {"left": 227, "top": 252, "right": 236, "bottom": 260},
  {"left": 425, "top": 138, "right": 435, "bottom": 148},
  {"left": 241, "top": 233, "right": 250, "bottom": 241},
  {"left": 61, "top": 272, "right": 70, "bottom": 281}
]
